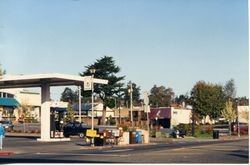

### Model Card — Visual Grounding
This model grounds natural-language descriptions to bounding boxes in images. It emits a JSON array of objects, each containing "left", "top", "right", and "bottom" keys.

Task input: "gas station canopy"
[
  {"left": 0, "top": 73, "right": 108, "bottom": 142},
  {"left": 0, "top": 73, "right": 108, "bottom": 88}
]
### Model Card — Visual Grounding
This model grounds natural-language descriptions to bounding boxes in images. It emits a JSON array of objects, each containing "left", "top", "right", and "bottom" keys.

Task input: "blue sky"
[{"left": 0, "top": 0, "right": 249, "bottom": 100}]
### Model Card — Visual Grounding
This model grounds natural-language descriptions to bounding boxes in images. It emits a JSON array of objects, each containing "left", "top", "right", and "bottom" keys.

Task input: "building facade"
[{"left": 0, "top": 88, "right": 41, "bottom": 122}]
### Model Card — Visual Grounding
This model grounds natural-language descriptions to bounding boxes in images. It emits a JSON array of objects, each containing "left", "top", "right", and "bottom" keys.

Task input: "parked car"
[
  {"left": 63, "top": 121, "right": 92, "bottom": 138},
  {"left": 63, "top": 121, "right": 118, "bottom": 138},
  {"left": 0, "top": 120, "right": 14, "bottom": 131},
  {"left": 231, "top": 122, "right": 248, "bottom": 135}
]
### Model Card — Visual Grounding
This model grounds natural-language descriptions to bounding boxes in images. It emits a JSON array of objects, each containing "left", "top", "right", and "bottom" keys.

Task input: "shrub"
[{"left": 203, "top": 125, "right": 213, "bottom": 134}]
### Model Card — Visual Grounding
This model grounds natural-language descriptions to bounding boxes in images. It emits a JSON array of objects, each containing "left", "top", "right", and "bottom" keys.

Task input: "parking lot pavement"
[{"left": 3, "top": 132, "right": 249, "bottom": 152}]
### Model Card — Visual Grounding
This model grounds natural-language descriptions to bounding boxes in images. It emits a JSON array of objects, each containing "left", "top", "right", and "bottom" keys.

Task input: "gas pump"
[
  {"left": 58, "top": 111, "right": 64, "bottom": 137},
  {"left": 50, "top": 107, "right": 66, "bottom": 138},
  {"left": 50, "top": 110, "right": 56, "bottom": 138}
]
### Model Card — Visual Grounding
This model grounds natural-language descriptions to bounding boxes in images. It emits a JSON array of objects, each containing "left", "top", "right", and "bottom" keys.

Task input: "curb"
[
  {"left": 0, "top": 151, "right": 15, "bottom": 156},
  {"left": 80, "top": 142, "right": 157, "bottom": 150}
]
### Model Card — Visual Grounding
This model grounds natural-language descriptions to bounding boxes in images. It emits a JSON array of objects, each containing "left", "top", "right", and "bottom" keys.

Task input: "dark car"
[
  {"left": 63, "top": 121, "right": 92, "bottom": 138},
  {"left": 0, "top": 120, "right": 14, "bottom": 131}
]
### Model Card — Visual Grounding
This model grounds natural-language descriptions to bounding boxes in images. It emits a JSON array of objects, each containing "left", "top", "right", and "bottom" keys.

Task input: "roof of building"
[{"left": 0, "top": 98, "right": 19, "bottom": 107}]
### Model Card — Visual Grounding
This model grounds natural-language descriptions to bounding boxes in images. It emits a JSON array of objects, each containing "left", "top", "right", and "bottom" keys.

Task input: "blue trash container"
[{"left": 136, "top": 131, "right": 142, "bottom": 144}]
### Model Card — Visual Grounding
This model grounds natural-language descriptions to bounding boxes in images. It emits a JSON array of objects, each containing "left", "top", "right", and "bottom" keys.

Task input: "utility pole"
[
  {"left": 128, "top": 82, "right": 133, "bottom": 127},
  {"left": 236, "top": 99, "right": 240, "bottom": 137},
  {"left": 78, "top": 86, "right": 81, "bottom": 123},
  {"left": 143, "top": 91, "right": 150, "bottom": 132},
  {"left": 90, "top": 68, "right": 96, "bottom": 146},
  {"left": 192, "top": 106, "right": 195, "bottom": 136}
]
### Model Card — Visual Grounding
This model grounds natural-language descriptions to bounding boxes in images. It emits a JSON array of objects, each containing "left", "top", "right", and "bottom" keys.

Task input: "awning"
[
  {"left": 0, "top": 98, "right": 19, "bottom": 107},
  {"left": 149, "top": 107, "right": 171, "bottom": 120}
]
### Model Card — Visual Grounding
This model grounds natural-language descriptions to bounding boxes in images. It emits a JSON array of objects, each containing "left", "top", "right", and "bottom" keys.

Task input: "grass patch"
[{"left": 194, "top": 133, "right": 213, "bottom": 139}]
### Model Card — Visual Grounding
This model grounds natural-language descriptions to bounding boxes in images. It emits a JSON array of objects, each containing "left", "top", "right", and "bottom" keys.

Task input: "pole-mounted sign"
[
  {"left": 143, "top": 91, "right": 150, "bottom": 113},
  {"left": 84, "top": 76, "right": 92, "bottom": 91}
]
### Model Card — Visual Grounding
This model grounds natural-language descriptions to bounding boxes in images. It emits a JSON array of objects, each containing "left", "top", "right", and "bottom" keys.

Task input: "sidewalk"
[
  {"left": 150, "top": 135, "right": 249, "bottom": 143},
  {"left": 75, "top": 135, "right": 249, "bottom": 150}
]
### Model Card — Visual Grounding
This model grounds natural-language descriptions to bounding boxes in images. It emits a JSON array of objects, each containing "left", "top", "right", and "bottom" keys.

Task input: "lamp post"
[
  {"left": 90, "top": 68, "right": 96, "bottom": 146},
  {"left": 191, "top": 106, "right": 195, "bottom": 137},
  {"left": 78, "top": 86, "right": 81, "bottom": 123},
  {"left": 128, "top": 82, "right": 133, "bottom": 127},
  {"left": 236, "top": 99, "right": 240, "bottom": 137}
]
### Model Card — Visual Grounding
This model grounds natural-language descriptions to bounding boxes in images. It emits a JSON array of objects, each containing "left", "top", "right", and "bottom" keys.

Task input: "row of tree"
[
  {"left": 60, "top": 56, "right": 248, "bottom": 126},
  {"left": 1, "top": 57, "right": 247, "bottom": 126}
]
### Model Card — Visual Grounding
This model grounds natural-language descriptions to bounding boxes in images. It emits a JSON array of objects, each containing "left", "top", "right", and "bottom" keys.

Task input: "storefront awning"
[
  {"left": 149, "top": 107, "right": 171, "bottom": 120},
  {"left": 0, "top": 98, "right": 19, "bottom": 107}
]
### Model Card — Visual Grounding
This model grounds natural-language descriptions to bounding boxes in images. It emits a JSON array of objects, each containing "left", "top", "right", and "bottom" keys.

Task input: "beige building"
[
  {"left": 171, "top": 107, "right": 192, "bottom": 127},
  {"left": 0, "top": 88, "right": 41, "bottom": 121},
  {"left": 238, "top": 106, "right": 249, "bottom": 124}
]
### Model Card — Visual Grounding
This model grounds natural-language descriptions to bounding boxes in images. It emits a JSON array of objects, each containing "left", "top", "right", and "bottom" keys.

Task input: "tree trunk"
[{"left": 101, "top": 105, "right": 106, "bottom": 125}]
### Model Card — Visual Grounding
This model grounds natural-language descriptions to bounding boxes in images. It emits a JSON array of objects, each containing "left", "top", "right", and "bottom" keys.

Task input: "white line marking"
[
  {"left": 103, "top": 149, "right": 133, "bottom": 153},
  {"left": 36, "top": 152, "right": 130, "bottom": 157}
]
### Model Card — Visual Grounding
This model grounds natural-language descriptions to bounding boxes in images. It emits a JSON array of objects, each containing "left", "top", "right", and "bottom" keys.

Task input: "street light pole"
[
  {"left": 128, "top": 82, "right": 133, "bottom": 127},
  {"left": 192, "top": 106, "right": 195, "bottom": 137},
  {"left": 90, "top": 68, "right": 96, "bottom": 146},
  {"left": 236, "top": 99, "right": 240, "bottom": 137},
  {"left": 78, "top": 86, "right": 81, "bottom": 123}
]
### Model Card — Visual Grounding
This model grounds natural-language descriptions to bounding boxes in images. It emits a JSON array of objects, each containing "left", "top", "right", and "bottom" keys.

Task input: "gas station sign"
[{"left": 86, "top": 129, "right": 99, "bottom": 137}]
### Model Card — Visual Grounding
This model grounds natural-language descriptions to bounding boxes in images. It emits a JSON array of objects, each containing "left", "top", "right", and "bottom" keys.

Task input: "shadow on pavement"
[
  {"left": 5, "top": 135, "right": 38, "bottom": 140},
  {"left": 0, "top": 158, "right": 118, "bottom": 163}
]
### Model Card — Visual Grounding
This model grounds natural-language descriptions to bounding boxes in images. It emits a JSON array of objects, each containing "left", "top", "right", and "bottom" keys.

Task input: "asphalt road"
[{"left": 0, "top": 136, "right": 248, "bottom": 163}]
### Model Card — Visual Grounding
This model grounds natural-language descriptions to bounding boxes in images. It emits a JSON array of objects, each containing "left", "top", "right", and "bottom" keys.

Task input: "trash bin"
[
  {"left": 136, "top": 131, "right": 142, "bottom": 144},
  {"left": 94, "top": 137, "right": 104, "bottom": 146},
  {"left": 213, "top": 130, "right": 219, "bottom": 139},
  {"left": 129, "top": 131, "right": 136, "bottom": 144}
]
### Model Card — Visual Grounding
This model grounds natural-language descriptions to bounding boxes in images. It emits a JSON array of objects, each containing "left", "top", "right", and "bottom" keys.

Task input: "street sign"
[
  {"left": 84, "top": 76, "right": 92, "bottom": 91},
  {"left": 144, "top": 105, "right": 150, "bottom": 113},
  {"left": 143, "top": 91, "right": 149, "bottom": 105},
  {"left": 86, "top": 129, "right": 99, "bottom": 137}
]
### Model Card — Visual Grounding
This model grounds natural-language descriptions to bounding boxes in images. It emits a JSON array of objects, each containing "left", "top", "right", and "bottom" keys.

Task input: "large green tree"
[
  {"left": 80, "top": 56, "right": 125, "bottom": 125},
  {"left": 0, "top": 64, "right": 6, "bottom": 77},
  {"left": 224, "top": 79, "right": 236, "bottom": 100},
  {"left": 149, "top": 85, "right": 175, "bottom": 107},
  {"left": 60, "top": 87, "right": 78, "bottom": 104},
  {"left": 191, "top": 81, "right": 225, "bottom": 120},
  {"left": 174, "top": 93, "right": 191, "bottom": 107}
]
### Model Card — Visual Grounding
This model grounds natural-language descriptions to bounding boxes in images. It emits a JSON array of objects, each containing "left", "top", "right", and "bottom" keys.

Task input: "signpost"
[
  {"left": 84, "top": 76, "right": 92, "bottom": 91},
  {"left": 143, "top": 91, "right": 150, "bottom": 131}
]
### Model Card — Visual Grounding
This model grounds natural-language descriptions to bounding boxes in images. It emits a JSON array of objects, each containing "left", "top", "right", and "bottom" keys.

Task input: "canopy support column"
[{"left": 38, "top": 82, "right": 51, "bottom": 141}]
